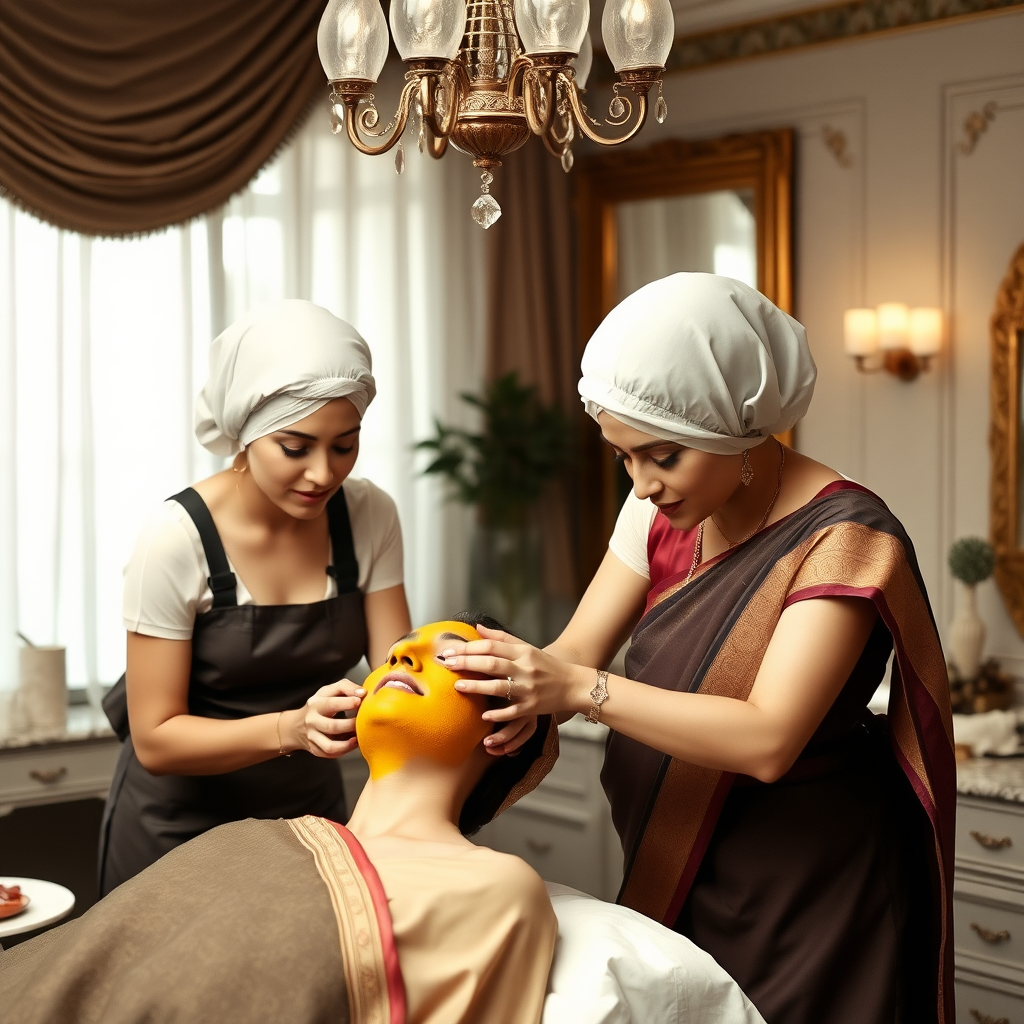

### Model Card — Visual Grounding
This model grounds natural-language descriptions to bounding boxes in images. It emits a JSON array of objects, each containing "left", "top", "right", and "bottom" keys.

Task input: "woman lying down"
[{"left": 0, "top": 616, "right": 763, "bottom": 1024}]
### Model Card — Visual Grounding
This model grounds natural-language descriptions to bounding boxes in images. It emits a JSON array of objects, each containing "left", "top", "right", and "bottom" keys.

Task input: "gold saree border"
[
  {"left": 495, "top": 714, "right": 560, "bottom": 818},
  {"left": 619, "top": 521, "right": 955, "bottom": 1022},
  {"left": 289, "top": 816, "right": 405, "bottom": 1024}
]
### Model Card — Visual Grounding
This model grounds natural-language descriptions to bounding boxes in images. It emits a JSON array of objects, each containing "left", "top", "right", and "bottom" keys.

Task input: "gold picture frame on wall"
[
  {"left": 572, "top": 129, "right": 795, "bottom": 587},
  {"left": 991, "top": 242, "right": 1024, "bottom": 637}
]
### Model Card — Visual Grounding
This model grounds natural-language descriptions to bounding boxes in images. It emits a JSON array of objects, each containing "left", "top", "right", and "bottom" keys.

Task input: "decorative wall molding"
[
  {"left": 821, "top": 124, "right": 853, "bottom": 166},
  {"left": 958, "top": 101, "right": 999, "bottom": 155},
  {"left": 941, "top": 73, "right": 1024, "bottom": 641},
  {"left": 594, "top": 0, "right": 1024, "bottom": 79}
]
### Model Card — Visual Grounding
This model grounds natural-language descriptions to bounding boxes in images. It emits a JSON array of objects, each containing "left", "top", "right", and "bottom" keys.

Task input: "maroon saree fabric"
[{"left": 602, "top": 481, "right": 955, "bottom": 1024}]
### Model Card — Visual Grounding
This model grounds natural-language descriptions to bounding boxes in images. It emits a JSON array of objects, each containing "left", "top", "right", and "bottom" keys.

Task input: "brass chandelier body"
[{"left": 330, "top": 0, "right": 663, "bottom": 175}]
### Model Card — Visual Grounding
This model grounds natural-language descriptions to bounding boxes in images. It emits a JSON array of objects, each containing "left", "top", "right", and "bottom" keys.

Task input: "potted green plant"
[
  {"left": 416, "top": 372, "right": 571, "bottom": 641},
  {"left": 947, "top": 536, "right": 996, "bottom": 681}
]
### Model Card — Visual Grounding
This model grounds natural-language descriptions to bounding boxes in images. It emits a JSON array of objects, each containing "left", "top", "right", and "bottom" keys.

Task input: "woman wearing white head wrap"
[
  {"left": 445, "top": 275, "right": 953, "bottom": 1024},
  {"left": 100, "top": 300, "right": 413, "bottom": 896}
]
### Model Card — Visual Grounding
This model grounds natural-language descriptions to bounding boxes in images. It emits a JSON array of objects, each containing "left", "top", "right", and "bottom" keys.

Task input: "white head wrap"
[
  {"left": 195, "top": 300, "right": 376, "bottom": 456},
  {"left": 578, "top": 273, "right": 816, "bottom": 455}
]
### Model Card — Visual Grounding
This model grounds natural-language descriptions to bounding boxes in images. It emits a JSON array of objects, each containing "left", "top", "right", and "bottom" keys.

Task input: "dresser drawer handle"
[
  {"left": 971, "top": 830, "right": 1013, "bottom": 850},
  {"left": 29, "top": 767, "right": 67, "bottom": 785},
  {"left": 526, "top": 838, "right": 552, "bottom": 855},
  {"left": 971, "top": 922, "right": 1011, "bottom": 944},
  {"left": 970, "top": 1011, "right": 1009, "bottom": 1024}
]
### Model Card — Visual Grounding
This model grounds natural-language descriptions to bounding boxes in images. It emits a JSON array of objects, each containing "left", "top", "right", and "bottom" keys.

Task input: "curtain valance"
[{"left": 0, "top": 0, "right": 327, "bottom": 236}]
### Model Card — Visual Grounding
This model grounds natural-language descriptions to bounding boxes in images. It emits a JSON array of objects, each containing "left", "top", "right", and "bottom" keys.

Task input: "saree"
[{"left": 602, "top": 481, "right": 955, "bottom": 1024}]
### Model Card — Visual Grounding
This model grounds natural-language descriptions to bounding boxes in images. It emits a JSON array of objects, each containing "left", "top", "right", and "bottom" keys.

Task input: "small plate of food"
[{"left": 0, "top": 883, "right": 30, "bottom": 920}]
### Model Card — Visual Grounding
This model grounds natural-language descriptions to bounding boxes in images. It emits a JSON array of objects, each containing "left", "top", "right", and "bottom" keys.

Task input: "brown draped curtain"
[
  {"left": 0, "top": 0, "right": 327, "bottom": 236},
  {"left": 486, "top": 145, "right": 580, "bottom": 616}
]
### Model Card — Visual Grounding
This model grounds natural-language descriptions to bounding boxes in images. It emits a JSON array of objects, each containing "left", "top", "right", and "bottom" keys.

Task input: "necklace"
[
  {"left": 682, "top": 520, "right": 705, "bottom": 585},
  {"left": 712, "top": 442, "right": 787, "bottom": 549}
]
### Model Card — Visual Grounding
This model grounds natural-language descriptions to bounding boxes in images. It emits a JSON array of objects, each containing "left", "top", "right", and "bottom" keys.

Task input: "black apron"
[{"left": 98, "top": 487, "right": 367, "bottom": 896}]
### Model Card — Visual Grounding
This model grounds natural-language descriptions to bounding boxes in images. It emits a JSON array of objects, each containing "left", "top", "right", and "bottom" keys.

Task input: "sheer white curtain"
[{"left": 0, "top": 98, "right": 486, "bottom": 693}]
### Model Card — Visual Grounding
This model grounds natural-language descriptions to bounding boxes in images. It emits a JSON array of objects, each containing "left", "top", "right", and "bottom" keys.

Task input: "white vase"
[{"left": 950, "top": 583, "right": 985, "bottom": 681}]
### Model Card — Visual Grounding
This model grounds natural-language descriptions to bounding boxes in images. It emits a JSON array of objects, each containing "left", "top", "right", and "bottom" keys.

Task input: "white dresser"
[
  {"left": 955, "top": 759, "right": 1024, "bottom": 1024},
  {"left": 0, "top": 706, "right": 118, "bottom": 818}
]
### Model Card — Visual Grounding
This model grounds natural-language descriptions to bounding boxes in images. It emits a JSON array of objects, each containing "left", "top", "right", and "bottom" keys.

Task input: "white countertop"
[
  {"left": 0, "top": 703, "right": 114, "bottom": 752},
  {"left": 957, "top": 757, "right": 1024, "bottom": 803}
]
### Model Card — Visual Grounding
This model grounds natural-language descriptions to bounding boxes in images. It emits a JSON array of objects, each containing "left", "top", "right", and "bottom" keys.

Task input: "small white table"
[{"left": 0, "top": 877, "right": 75, "bottom": 940}]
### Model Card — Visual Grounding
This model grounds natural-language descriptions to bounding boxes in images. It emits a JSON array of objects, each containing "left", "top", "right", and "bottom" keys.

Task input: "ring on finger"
[{"left": 506, "top": 676, "right": 516, "bottom": 702}]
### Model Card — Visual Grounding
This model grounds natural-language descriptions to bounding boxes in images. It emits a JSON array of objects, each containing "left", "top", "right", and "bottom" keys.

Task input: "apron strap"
[
  {"left": 326, "top": 488, "right": 360, "bottom": 594},
  {"left": 169, "top": 487, "right": 238, "bottom": 608}
]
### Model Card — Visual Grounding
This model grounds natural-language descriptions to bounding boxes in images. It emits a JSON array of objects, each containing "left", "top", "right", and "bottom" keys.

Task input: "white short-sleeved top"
[
  {"left": 123, "top": 477, "right": 404, "bottom": 641},
  {"left": 608, "top": 490, "right": 659, "bottom": 581}
]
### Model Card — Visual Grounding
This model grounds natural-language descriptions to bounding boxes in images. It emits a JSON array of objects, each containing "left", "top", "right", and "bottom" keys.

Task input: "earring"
[
  {"left": 740, "top": 449, "right": 754, "bottom": 486},
  {"left": 232, "top": 454, "right": 248, "bottom": 475}
]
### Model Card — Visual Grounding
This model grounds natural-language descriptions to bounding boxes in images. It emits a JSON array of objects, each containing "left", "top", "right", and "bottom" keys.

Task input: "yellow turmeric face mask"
[{"left": 356, "top": 621, "right": 491, "bottom": 779}]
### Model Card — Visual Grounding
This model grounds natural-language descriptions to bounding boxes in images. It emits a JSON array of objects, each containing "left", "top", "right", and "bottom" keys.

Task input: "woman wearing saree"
[{"left": 445, "top": 274, "right": 955, "bottom": 1024}]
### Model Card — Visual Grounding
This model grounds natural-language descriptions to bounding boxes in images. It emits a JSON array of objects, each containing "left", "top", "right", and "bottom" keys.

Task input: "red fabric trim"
[
  {"left": 662, "top": 771, "right": 736, "bottom": 926},
  {"left": 328, "top": 821, "right": 408, "bottom": 1024}
]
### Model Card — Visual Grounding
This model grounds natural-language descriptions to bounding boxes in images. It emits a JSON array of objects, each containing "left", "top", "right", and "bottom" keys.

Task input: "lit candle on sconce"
[
  {"left": 843, "top": 308, "right": 879, "bottom": 357},
  {"left": 909, "top": 307, "right": 943, "bottom": 360},
  {"left": 877, "top": 303, "right": 910, "bottom": 350},
  {"left": 844, "top": 304, "right": 943, "bottom": 381}
]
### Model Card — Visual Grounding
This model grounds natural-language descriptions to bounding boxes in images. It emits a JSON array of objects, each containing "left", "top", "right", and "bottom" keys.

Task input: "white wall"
[{"left": 603, "top": 11, "right": 1024, "bottom": 666}]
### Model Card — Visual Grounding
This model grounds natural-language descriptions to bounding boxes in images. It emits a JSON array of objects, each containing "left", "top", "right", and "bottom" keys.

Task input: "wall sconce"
[{"left": 843, "top": 304, "right": 943, "bottom": 381}]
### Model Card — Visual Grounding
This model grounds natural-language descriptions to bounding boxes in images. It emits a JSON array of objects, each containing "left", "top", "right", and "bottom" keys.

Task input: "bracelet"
[
  {"left": 585, "top": 670, "right": 610, "bottom": 724},
  {"left": 276, "top": 711, "right": 292, "bottom": 758}
]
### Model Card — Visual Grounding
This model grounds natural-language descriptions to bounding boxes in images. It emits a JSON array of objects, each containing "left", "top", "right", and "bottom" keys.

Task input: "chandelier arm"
[
  {"left": 523, "top": 68, "right": 556, "bottom": 137},
  {"left": 541, "top": 126, "right": 567, "bottom": 158},
  {"left": 342, "top": 78, "right": 418, "bottom": 157},
  {"left": 423, "top": 126, "right": 450, "bottom": 159},
  {"left": 563, "top": 76, "right": 649, "bottom": 147},
  {"left": 505, "top": 55, "right": 533, "bottom": 101},
  {"left": 419, "top": 63, "right": 464, "bottom": 139}
]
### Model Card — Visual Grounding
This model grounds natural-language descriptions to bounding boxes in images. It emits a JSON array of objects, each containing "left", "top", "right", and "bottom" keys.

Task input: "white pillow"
[{"left": 542, "top": 883, "right": 766, "bottom": 1024}]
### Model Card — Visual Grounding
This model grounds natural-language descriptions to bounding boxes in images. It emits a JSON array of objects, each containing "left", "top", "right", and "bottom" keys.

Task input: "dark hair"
[
  {"left": 449, "top": 611, "right": 512, "bottom": 712},
  {"left": 449, "top": 610, "right": 513, "bottom": 636},
  {"left": 447, "top": 610, "right": 549, "bottom": 837}
]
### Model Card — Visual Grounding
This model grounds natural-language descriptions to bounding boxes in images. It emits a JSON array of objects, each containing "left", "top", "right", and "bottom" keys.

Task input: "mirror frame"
[
  {"left": 573, "top": 128, "right": 795, "bottom": 586},
  {"left": 990, "top": 241, "right": 1024, "bottom": 637}
]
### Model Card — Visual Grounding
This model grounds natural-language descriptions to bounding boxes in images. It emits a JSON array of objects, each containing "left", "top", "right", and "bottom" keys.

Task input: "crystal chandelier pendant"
[
  {"left": 395, "top": 140, "right": 406, "bottom": 175},
  {"left": 655, "top": 83, "right": 668, "bottom": 124},
  {"left": 561, "top": 147, "right": 574, "bottom": 173},
  {"left": 330, "top": 102, "right": 345, "bottom": 135},
  {"left": 471, "top": 170, "right": 501, "bottom": 229},
  {"left": 609, "top": 86, "right": 625, "bottom": 120}
]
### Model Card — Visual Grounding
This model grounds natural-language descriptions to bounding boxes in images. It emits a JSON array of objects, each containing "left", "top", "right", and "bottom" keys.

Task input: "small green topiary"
[{"left": 948, "top": 536, "right": 996, "bottom": 586}]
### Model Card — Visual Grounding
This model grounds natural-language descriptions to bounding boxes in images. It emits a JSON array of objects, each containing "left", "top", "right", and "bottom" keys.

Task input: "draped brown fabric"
[
  {"left": 0, "top": 0, "right": 327, "bottom": 236},
  {"left": 486, "top": 145, "right": 579, "bottom": 601}
]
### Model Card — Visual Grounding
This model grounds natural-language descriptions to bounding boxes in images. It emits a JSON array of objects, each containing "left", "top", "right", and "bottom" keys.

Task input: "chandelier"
[{"left": 316, "top": 0, "right": 675, "bottom": 227}]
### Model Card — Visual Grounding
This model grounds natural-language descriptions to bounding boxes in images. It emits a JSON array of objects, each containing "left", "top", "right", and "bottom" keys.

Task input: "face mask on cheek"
[{"left": 355, "top": 623, "right": 492, "bottom": 779}]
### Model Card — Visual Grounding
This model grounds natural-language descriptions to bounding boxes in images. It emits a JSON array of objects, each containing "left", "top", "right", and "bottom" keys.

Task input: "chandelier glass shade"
[{"left": 317, "top": 0, "right": 675, "bottom": 227}]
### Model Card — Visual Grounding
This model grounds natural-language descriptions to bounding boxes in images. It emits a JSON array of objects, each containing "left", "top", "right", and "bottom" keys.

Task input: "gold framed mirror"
[
  {"left": 991, "top": 242, "right": 1024, "bottom": 636},
  {"left": 573, "top": 129, "right": 795, "bottom": 585}
]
